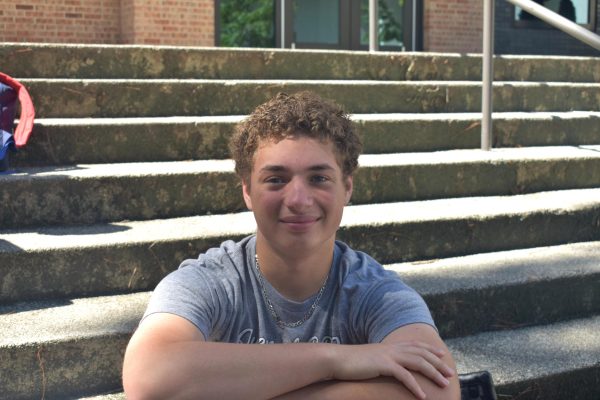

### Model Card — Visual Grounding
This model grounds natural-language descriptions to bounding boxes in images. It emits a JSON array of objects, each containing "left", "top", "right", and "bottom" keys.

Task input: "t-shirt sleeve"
[
  {"left": 142, "top": 259, "right": 222, "bottom": 340},
  {"left": 356, "top": 276, "right": 435, "bottom": 344}
]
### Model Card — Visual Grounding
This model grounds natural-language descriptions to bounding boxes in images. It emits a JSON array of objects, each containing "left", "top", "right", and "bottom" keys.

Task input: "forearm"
[
  {"left": 272, "top": 375, "right": 459, "bottom": 400},
  {"left": 124, "top": 340, "right": 335, "bottom": 400}
]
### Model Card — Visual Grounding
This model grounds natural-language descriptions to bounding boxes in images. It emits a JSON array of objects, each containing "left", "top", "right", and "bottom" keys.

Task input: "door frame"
[{"left": 274, "top": 0, "right": 422, "bottom": 51}]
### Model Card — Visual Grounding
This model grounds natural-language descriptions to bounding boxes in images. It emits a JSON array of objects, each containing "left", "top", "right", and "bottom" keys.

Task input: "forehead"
[{"left": 252, "top": 136, "right": 342, "bottom": 172}]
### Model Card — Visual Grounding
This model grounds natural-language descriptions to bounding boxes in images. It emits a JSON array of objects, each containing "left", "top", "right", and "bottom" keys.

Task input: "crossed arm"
[{"left": 123, "top": 313, "right": 460, "bottom": 400}]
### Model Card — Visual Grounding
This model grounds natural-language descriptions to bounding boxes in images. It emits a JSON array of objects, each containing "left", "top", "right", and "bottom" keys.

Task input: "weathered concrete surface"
[
  {"left": 338, "top": 187, "right": 600, "bottom": 263},
  {"left": 19, "top": 79, "right": 600, "bottom": 118},
  {"left": 0, "top": 292, "right": 147, "bottom": 400},
  {"left": 2, "top": 43, "right": 599, "bottom": 399},
  {"left": 447, "top": 315, "right": 600, "bottom": 400},
  {"left": 12, "top": 116, "right": 243, "bottom": 167},
  {"left": 354, "top": 145, "right": 600, "bottom": 204},
  {"left": 2, "top": 43, "right": 600, "bottom": 82},
  {"left": 1, "top": 188, "right": 599, "bottom": 304},
  {"left": 0, "top": 159, "right": 241, "bottom": 228},
  {"left": 81, "top": 393, "right": 126, "bottom": 400},
  {"left": 10, "top": 112, "right": 600, "bottom": 167},
  {"left": 0, "top": 212, "right": 256, "bottom": 303},
  {"left": 1, "top": 244, "right": 598, "bottom": 399},
  {"left": 394, "top": 241, "right": 600, "bottom": 338},
  {"left": 4, "top": 146, "right": 600, "bottom": 229}
]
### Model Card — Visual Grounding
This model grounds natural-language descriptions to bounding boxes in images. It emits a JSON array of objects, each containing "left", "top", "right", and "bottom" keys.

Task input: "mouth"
[{"left": 280, "top": 216, "right": 320, "bottom": 231}]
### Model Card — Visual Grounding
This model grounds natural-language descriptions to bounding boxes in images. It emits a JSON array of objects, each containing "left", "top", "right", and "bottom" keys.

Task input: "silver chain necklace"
[{"left": 254, "top": 254, "right": 328, "bottom": 328}]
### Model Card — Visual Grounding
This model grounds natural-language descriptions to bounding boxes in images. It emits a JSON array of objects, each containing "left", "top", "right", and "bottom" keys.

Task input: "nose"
[{"left": 284, "top": 178, "right": 313, "bottom": 211}]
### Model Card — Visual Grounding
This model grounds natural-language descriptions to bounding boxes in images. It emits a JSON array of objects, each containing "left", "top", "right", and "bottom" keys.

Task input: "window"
[
  {"left": 217, "top": 0, "right": 275, "bottom": 47},
  {"left": 514, "top": 0, "right": 597, "bottom": 29}
]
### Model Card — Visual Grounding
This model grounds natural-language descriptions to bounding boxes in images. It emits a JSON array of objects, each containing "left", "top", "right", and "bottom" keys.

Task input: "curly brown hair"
[{"left": 229, "top": 91, "right": 362, "bottom": 182}]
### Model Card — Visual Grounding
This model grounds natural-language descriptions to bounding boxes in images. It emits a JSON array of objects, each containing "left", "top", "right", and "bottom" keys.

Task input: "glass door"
[
  {"left": 273, "top": 0, "right": 421, "bottom": 51},
  {"left": 279, "top": 0, "right": 349, "bottom": 49}
]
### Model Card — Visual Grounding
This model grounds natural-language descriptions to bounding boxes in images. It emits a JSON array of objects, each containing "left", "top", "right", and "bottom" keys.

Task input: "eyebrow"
[{"left": 259, "top": 163, "right": 336, "bottom": 173}]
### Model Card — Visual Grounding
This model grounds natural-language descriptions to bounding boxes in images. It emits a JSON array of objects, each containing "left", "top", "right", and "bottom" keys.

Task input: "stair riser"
[
  {"left": 423, "top": 274, "right": 600, "bottom": 339},
  {"left": 0, "top": 235, "right": 236, "bottom": 304},
  {"left": 11, "top": 115, "right": 600, "bottom": 167},
  {"left": 339, "top": 210, "right": 600, "bottom": 264},
  {"left": 0, "top": 172, "right": 242, "bottom": 229},
  {"left": 12, "top": 121, "right": 234, "bottom": 167},
  {"left": 40, "top": 366, "right": 600, "bottom": 400},
  {"left": 494, "top": 367, "right": 600, "bottom": 400},
  {"left": 3, "top": 44, "right": 600, "bottom": 82},
  {"left": 1, "top": 278, "right": 597, "bottom": 399},
  {"left": 4, "top": 158, "right": 600, "bottom": 228},
  {"left": 21, "top": 80, "right": 600, "bottom": 118},
  {"left": 1, "top": 336, "right": 128, "bottom": 400},
  {"left": 3, "top": 206, "right": 599, "bottom": 304}
]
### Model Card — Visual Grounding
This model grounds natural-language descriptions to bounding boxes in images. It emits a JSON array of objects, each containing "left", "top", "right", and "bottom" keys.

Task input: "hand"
[{"left": 329, "top": 341, "right": 455, "bottom": 399}]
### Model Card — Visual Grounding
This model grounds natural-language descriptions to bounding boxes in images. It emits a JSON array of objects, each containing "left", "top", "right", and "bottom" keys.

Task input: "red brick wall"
[
  {"left": 122, "top": 0, "right": 214, "bottom": 46},
  {"left": 0, "top": 0, "right": 214, "bottom": 46},
  {"left": 424, "top": 0, "right": 483, "bottom": 53},
  {"left": 0, "top": 0, "right": 121, "bottom": 43}
]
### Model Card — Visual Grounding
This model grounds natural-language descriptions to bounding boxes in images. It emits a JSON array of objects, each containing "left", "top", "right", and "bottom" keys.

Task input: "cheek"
[{"left": 253, "top": 192, "right": 280, "bottom": 213}]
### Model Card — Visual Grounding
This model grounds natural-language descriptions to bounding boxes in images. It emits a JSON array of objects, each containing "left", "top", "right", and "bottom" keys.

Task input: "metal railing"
[
  {"left": 481, "top": 0, "right": 600, "bottom": 150},
  {"left": 366, "top": 0, "right": 600, "bottom": 150}
]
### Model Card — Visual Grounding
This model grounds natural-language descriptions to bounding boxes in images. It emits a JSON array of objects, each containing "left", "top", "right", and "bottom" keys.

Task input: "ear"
[
  {"left": 344, "top": 175, "right": 353, "bottom": 204},
  {"left": 242, "top": 179, "right": 253, "bottom": 210}
]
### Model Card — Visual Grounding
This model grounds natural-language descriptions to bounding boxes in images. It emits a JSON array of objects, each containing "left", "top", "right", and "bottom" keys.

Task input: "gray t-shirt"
[{"left": 143, "top": 235, "right": 434, "bottom": 344}]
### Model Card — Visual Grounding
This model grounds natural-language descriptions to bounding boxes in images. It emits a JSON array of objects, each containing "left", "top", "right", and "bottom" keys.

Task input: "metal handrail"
[
  {"left": 481, "top": 0, "right": 600, "bottom": 150},
  {"left": 369, "top": 0, "right": 379, "bottom": 51}
]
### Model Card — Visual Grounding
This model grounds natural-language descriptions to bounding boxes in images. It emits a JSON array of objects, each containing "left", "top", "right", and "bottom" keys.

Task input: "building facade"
[{"left": 0, "top": 0, "right": 598, "bottom": 55}]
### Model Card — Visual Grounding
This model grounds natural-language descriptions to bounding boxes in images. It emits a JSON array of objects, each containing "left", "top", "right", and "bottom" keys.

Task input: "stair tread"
[
  {"left": 31, "top": 110, "right": 600, "bottom": 125},
  {"left": 2, "top": 187, "right": 599, "bottom": 252},
  {"left": 395, "top": 240, "right": 600, "bottom": 296},
  {"left": 0, "top": 292, "right": 149, "bottom": 346},
  {"left": 47, "top": 315, "right": 600, "bottom": 399},
  {"left": 4, "top": 145, "right": 600, "bottom": 179},
  {"left": 19, "top": 78, "right": 600, "bottom": 87},
  {"left": 447, "top": 314, "right": 600, "bottom": 386},
  {"left": 2, "top": 240, "right": 598, "bottom": 345}
]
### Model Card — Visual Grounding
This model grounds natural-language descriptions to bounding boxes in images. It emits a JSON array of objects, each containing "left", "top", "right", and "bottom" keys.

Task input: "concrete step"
[
  {"left": 2, "top": 188, "right": 599, "bottom": 304},
  {"left": 3, "top": 146, "right": 600, "bottom": 229},
  {"left": 79, "top": 315, "right": 600, "bottom": 400},
  {"left": 0, "top": 292, "right": 147, "bottom": 400},
  {"left": 447, "top": 315, "right": 600, "bottom": 400},
  {"left": 3, "top": 43, "right": 600, "bottom": 82},
  {"left": 10, "top": 112, "right": 600, "bottom": 167},
  {"left": 2, "top": 242, "right": 598, "bottom": 399},
  {"left": 395, "top": 241, "right": 600, "bottom": 339},
  {"left": 20, "top": 79, "right": 600, "bottom": 118}
]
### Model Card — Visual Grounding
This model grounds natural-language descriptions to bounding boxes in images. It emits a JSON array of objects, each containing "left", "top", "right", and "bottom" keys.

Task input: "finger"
[
  {"left": 394, "top": 343, "right": 454, "bottom": 378},
  {"left": 391, "top": 367, "right": 426, "bottom": 400},
  {"left": 413, "top": 347, "right": 455, "bottom": 378},
  {"left": 404, "top": 355, "right": 450, "bottom": 388},
  {"left": 388, "top": 349, "right": 452, "bottom": 388}
]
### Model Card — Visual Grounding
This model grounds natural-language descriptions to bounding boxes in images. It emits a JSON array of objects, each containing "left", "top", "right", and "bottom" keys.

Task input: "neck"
[{"left": 255, "top": 235, "right": 334, "bottom": 301}]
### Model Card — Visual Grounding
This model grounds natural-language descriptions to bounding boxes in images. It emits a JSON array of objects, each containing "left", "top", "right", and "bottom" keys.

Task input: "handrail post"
[
  {"left": 369, "top": 0, "right": 379, "bottom": 51},
  {"left": 481, "top": 0, "right": 494, "bottom": 151},
  {"left": 281, "top": 0, "right": 286, "bottom": 48}
]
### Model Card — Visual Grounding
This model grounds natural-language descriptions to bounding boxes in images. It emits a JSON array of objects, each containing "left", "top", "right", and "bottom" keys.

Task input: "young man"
[{"left": 123, "top": 91, "right": 460, "bottom": 400}]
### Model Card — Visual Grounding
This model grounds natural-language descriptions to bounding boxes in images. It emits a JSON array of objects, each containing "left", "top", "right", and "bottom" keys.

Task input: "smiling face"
[{"left": 242, "top": 135, "right": 353, "bottom": 259}]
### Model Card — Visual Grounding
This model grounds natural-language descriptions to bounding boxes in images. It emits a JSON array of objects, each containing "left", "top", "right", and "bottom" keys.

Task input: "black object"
[{"left": 459, "top": 370, "right": 498, "bottom": 400}]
